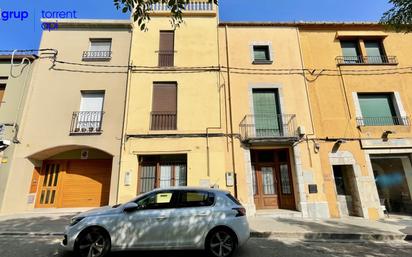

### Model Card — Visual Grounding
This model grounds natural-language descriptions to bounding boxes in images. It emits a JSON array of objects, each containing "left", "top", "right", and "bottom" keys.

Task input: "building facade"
[
  {"left": 299, "top": 23, "right": 412, "bottom": 219},
  {"left": 117, "top": 1, "right": 234, "bottom": 202},
  {"left": 0, "top": 54, "right": 37, "bottom": 210},
  {"left": 0, "top": 19, "right": 132, "bottom": 212}
]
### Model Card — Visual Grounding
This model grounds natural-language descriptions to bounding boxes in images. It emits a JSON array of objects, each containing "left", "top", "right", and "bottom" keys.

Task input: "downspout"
[
  {"left": 206, "top": 19, "right": 224, "bottom": 179},
  {"left": 117, "top": 25, "right": 134, "bottom": 204},
  {"left": 224, "top": 25, "right": 238, "bottom": 198}
]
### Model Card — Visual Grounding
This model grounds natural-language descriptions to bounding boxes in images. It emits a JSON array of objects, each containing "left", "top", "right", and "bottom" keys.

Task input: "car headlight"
[{"left": 70, "top": 217, "right": 85, "bottom": 226}]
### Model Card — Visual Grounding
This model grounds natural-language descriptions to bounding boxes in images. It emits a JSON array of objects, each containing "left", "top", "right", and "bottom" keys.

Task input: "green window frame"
[
  {"left": 253, "top": 45, "right": 271, "bottom": 63},
  {"left": 358, "top": 93, "right": 398, "bottom": 126}
]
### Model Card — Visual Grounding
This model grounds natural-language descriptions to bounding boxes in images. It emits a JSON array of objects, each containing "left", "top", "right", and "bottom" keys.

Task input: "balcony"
[
  {"left": 157, "top": 50, "right": 175, "bottom": 67},
  {"left": 82, "top": 51, "right": 112, "bottom": 61},
  {"left": 240, "top": 114, "right": 299, "bottom": 143},
  {"left": 150, "top": 2, "right": 214, "bottom": 12},
  {"left": 336, "top": 55, "right": 398, "bottom": 65},
  {"left": 150, "top": 111, "right": 177, "bottom": 130},
  {"left": 70, "top": 111, "right": 104, "bottom": 134},
  {"left": 356, "top": 116, "right": 410, "bottom": 127}
]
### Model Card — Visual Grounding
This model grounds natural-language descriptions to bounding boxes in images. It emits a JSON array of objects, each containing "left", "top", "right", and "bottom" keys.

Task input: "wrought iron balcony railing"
[
  {"left": 150, "top": 111, "right": 177, "bottom": 130},
  {"left": 336, "top": 55, "right": 398, "bottom": 65},
  {"left": 356, "top": 116, "right": 410, "bottom": 127},
  {"left": 82, "top": 51, "right": 112, "bottom": 61},
  {"left": 240, "top": 114, "right": 298, "bottom": 142},
  {"left": 157, "top": 50, "right": 175, "bottom": 67},
  {"left": 70, "top": 111, "right": 104, "bottom": 134},
  {"left": 150, "top": 2, "right": 214, "bottom": 11}
]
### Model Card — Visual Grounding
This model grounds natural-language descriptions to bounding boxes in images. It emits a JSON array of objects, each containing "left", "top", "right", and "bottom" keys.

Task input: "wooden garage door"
[{"left": 60, "top": 159, "right": 112, "bottom": 208}]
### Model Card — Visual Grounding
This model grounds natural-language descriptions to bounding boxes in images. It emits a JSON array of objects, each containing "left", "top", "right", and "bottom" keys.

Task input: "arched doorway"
[{"left": 29, "top": 146, "right": 113, "bottom": 208}]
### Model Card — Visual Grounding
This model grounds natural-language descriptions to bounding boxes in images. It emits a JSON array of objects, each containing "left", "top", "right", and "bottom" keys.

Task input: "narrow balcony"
[
  {"left": 70, "top": 111, "right": 104, "bottom": 135},
  {"left": 150, "top": 2, "right": 214, "bottom": 12},
  {"left": 356, "top": 116, "right": 410, "bottom": 127},
  {"left": 157, "top": 50, "right": 175, "bottom": 67},
  {"left": 336, "top": 55, "right": 398, "bottom": 65},
  {"left": 240, "top": 114, "right": 298, "bottom": 143},
  {"left": 82, "top": 51, "right": 112, "bottom": 61},
  {"left": 150, "top": 111, "right": 177, "bottom": 131}
]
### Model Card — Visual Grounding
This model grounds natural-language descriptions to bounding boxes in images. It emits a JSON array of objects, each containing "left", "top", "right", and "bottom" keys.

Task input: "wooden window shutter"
[
  {"left": 158, "top": 31, "right": 175, "bottom": 66},
  {"left": 151, "top": 82, "right": 177, "bottom": 130},
  {"left": 0, "top": 84, "right": 6, "bottom": 104}
]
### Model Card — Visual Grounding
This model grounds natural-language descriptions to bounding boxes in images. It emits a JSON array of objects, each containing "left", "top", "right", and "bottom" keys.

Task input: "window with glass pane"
[
  {"left": 179, "top": 191, "right": 215, "bottom": 207},
  {"left": 253, "top": 45, "right": 271, "bottom": 62},
  {"left": 252, "top": 166, "right": 257, "bottom": 196},
  {"left": 139, "top": 155, "right": 187, "bottom": 194},
  {"left": 340, "top": 41, "right": 361, "bottom": 63},
  {"left": 365, "top": 41, "right": 384, "bottom": 64},
  {"left": 280, "top": 164, "right": 292, "bottom": 195},
  {"left": 358, "top": 93, "right": 397, "bottom": 126},
  {"left": 261, "top": 167, "right": 276, "bottom": 195}
]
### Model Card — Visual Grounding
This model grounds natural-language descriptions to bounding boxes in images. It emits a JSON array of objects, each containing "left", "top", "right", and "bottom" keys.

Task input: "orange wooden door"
[
  {"left": 36, "top": 162, "right": 63, "bottom": 208},
  {"left": 60, "top": 159, "right": 112, "bottom": 208},
  {"left": 253, "top": 165, "right": 279, "bottom": 209}
]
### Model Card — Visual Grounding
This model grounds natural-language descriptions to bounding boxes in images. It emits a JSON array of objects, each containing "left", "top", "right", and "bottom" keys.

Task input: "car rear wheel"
[
  {"left": 75, "top": 227, "right": 111, "bottom": 257},
  {"left": 206, "top": 229, "right": 237, "bottom": 257}
]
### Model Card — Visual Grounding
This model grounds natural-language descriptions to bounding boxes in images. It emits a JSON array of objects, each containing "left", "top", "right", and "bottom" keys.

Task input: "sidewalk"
[
  {"left": 249, "top": 215, "right": 412, "bottom": 241},
  {"left": 0, "top": 211, "right": 411, "bottom": 241}
]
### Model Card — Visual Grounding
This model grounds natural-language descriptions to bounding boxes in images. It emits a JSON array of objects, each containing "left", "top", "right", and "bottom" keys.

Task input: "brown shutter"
[
  {"left": 151, "top": 83, "right": 177, "bottom": 130},
  {"left": 159, "top": 31, "right": 175, "bottom": 66}
]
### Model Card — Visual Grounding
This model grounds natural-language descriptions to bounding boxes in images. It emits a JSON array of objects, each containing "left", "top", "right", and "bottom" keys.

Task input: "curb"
[
  {"left": 0, "top": 232, "right": 64, "bottom": 236},
  {"left": 250, "top": 231, "right": 411, "bottom": 241}
]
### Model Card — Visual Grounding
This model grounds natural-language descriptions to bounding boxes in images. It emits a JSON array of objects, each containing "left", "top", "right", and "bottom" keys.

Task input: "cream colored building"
[
  {"left": 0, "top": 54, "right": 37, "bottom": 211},
  {"left": 0, "top": 20, "right": 132, "bottom": 212}
]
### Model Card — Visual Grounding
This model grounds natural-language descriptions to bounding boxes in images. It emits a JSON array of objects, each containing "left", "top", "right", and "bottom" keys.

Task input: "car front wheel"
[
  {"left": 75, "top": 227, "right": 111, "bottom": 257},
  {"left": 206, "top": 229, "right": 237, "bottom": 257}
]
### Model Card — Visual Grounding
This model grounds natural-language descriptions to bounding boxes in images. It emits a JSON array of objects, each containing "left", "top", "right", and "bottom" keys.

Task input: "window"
[
  {"left": 0, "top": 83, "right": 6, "bottom": 106},
  {"left": 340, "top": 41, "right": 361, "bottom": 64},
  {"left": 252, "top": 45, "right": 272, "bottom": 64},
  {"left": 139, "top": 155, "right": 187, "bottom": 194},
  {"left": 71, "top": 91, "right": 105, "bottom": 134},
  {"left": 178, "top": 191, "right": 215, "bottom": 207},
  {"left": 357, "top": 93, "right": 402, "bottom": 126},
  {"left": 158, "top": 31, "right": 175, "bottom": 67},
  {"left": 136, "top": 191, "right": 176, "bottom": 209},
  {"left": 151, "top": 82, "right": 177, "bottom": 130},
  {"left": 364, "top": 40, "right": 385, "bottom": 64},
  {"left": 83, "top": 39, "right": 112, "bottom": 60}
]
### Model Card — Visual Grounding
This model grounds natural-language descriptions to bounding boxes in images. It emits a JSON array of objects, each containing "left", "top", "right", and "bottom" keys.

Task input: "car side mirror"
[{"left": 123, "top": 202, "right": 139, "bottom": 212}]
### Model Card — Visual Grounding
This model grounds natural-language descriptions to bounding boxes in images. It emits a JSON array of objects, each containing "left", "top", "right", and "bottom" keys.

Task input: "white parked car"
[{"left": 62, "top": 187, "right": 250, "bottom": 257}]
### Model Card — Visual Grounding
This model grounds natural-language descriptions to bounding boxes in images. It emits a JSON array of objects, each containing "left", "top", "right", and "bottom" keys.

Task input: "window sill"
[
  {"left": 82, "top": 57, "right": 112, "bottom": 62},
  {"left": 338, "top": 62, "right": 398, "bottom": 66},
  {"left": 252, "top": 60, "right": 273, "bottom": 65}
]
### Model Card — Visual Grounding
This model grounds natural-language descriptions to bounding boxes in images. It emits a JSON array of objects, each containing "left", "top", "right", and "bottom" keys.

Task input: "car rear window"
[
  {"left": 226, "top": 193, "right": 241, "bottom": 205},
  {"left": 179, "top": 191, "right": 215, "bottom": 207}
]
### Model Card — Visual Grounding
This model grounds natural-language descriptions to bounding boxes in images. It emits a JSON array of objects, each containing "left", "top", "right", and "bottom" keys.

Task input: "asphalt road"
[{"left": 0, "top": 235, "right": 411, "bottom": 257}]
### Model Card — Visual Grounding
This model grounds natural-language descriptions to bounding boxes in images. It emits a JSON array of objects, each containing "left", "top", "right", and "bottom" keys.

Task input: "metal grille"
[
  {"left": 356, "top": 116, "right": 409, "bottom": 126},
  {"left": 70, "top": 111, "right": 104, "bottom": 134},
  {"left": 150, "top": 111, "right": 177, "bottom": 130},
  {"left": 82, "top": 51, "right": 112, "bottom": 60},
  {"left": 336, "top": 55, "right": 398, "bottom": 65}
]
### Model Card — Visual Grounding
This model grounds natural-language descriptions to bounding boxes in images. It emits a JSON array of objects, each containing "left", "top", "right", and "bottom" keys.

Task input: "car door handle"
[
  {"left": 197, "top": 212, "right": 209, "bottom": 216},
  {"left": 156, "top": 216, "right": 168, "bottom": 220}
]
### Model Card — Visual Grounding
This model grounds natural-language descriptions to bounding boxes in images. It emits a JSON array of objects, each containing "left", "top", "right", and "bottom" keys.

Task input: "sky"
[{"left": 0, "top": 0, "right": 392, "bottom": 50}]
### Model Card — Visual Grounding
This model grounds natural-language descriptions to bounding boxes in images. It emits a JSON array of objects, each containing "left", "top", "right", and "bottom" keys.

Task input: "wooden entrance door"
[
  {"left": 252, "top": 149, "right": 296, "bottom": 210},
  {"left": 253, "top": 165, "right": 279, "bottom": 209},
  {"left": 36, "top": 161, "right": 64, "bottom": 208}
]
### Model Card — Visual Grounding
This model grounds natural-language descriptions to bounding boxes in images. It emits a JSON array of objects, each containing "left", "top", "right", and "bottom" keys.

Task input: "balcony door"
[
  {"left": 77, "top": 91, "right": 104, "bottom": 132},
  {"left": 364, "top": 41, "right": 384, "bottom": 64},
  {"left": 252, "top": 89, "right": 282, "bottom": 137}
]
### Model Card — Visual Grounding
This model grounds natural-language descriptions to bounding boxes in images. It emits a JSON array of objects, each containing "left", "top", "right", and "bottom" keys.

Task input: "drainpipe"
[{"left": 224, "top": 25, "right": 238, "bottom": 198}]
